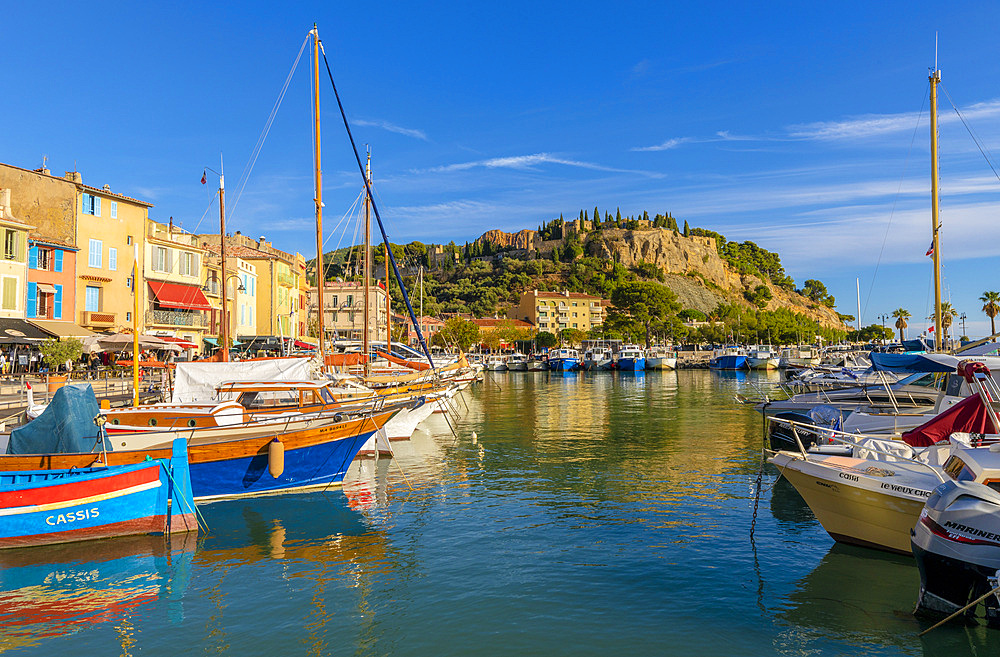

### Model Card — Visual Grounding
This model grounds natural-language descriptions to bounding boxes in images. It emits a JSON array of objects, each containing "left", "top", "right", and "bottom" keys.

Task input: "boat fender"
[{"left": 268, "top": 438, "right": 284, "bottom": 478}]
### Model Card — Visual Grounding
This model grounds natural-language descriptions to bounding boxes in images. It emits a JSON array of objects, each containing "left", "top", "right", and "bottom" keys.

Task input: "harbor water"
[{"left": 2, "top": 370, "right": 997, "bottom": 656}]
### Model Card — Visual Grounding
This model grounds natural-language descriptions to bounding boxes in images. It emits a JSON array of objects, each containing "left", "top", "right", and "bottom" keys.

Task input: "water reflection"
[{"left": 0, "top": 533, "right": 195, "bottom": 652}]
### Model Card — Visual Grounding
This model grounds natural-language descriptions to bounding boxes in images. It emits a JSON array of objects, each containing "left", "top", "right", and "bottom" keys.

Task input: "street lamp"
[
  {"left": 960, "top": 312, "right": 968, "bottom": 342},
  {"left": 204, "top": 273, "right": 245, "bottom": 356},
  {"left": 877, "top": 313, "right": 890, "bottom": 344}
]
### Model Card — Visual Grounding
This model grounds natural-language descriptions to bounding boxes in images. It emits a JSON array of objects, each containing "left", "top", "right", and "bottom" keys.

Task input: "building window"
[
  {"left": 3, "top": 230, "right": 17, "bottom": 260},
  {"left": 153, "top": 246, "right": 168, "bottom": 272},
  {"left": 108, "top": 247, "right": 118, "bottom": 271},
  {"left": 36, "top": 291, "right": 49, "bottom": 318},
  {"left": 81, "top": 193, "right": 101, "bottom": 216},
  {"left": 126, "top": 311, "right": 131, "bottom": 322},
  {"left": 1, "top": 277, "right": 16, "bottom": 310},
  {"left": 85, "top": 286, "right": 101, "bottom": 312},
  {"left": 110, "top": 201, "right": 118, "bottom": 219},
  {"left": 180, "top": 252, "right": 197, "bottom": 277},
  {"left": 88, "top": 239, "right": 102, "bottom": 268},
  {"left": 126, "top": 235, "right": 132, "bottom": 245}
]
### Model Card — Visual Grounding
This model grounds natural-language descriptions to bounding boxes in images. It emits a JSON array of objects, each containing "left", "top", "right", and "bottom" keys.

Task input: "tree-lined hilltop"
[{"left": 310, "top": 207, "right": 851, "bottom": 344}]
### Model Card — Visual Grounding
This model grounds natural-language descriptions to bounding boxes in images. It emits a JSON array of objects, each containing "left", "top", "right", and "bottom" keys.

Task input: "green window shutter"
[{"left": 2, "top": 277, "right": 15, "bottom": 310}]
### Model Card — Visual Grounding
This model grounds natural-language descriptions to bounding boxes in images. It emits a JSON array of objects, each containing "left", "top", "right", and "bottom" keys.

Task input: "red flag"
[
  {"left": 928, "top": 326, "right": 935, "bottom": 332},
  {"left": 925, "top": 242, "right": 934, "bottom": 257},
  {"left": 200, "top": 171, "right": 207, "bottom": 185}
]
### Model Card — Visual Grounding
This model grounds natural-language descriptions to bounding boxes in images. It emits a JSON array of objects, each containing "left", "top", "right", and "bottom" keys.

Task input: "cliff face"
[
  {"left": 584, "top": 229, "right": 844, "bottom": 328},
  {"left": 476, "top": 226, "right": 845, "bottom": 328},
  {"left": 476, "top": 229, "right": 535, "bottom": 250}
]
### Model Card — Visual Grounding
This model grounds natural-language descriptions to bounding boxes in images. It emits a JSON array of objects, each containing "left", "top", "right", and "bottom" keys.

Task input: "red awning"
[
  {"left": 157, "top": 335, "right": 199, "bottom": 350},
  {"left": 293, "top": 340, "right": 316, "bottom": 350},
  {"left": 148, "top": 281, "right": 212, "bottom": 311},
  {"left": 902, "top": 394, "right": 993, "bottom": 447}
]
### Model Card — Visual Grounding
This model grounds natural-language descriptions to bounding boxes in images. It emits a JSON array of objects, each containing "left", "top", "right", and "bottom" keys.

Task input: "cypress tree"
[
  {"left": 643, "top": 210, "right": 649, "bottom": 221},
  {"left": 683, "top": 220, "right": 690, "bottom": 237},
  {"left": 593, "top": 206, "right": 599, "bottom": 226},
  {"left": 616, "top": 208, "right": 622, "bottom": 223}
]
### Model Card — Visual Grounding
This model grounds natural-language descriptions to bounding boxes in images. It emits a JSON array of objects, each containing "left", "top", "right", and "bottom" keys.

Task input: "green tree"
[
  {"left": 39, "top": 338, "right": 83, "bottom": 370},
  {"left": 560, "top": 328, "right": 586, "bottom": 347},
  {"left": 536, "top": 331, "right": 558, "bottom": 349},
  {"left": 439, "top": 318, "right": 481, "bottom": 352},
  {"left": 936, "top": 302, "right": 959, "bottom": 345},
  {"left": 682, "top": 220, "right": 690, "bottom": 237},
  {"left": 747, "top": 284, "right": 772, "bottom": 309},
  {"left": 606, "top": 281, "right": 681, "bottom": 347},
  {"left": 891, "top": 308, "right": 910, "bottom": 343},
  {"left": 981, "top": 291, "right": 1000, "bottom": 336}
]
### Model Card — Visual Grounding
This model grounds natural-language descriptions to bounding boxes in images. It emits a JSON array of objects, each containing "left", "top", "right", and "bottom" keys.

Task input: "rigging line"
[
  {"left": 862, "top": 83, "right": 928, "bottom": 320},
  {"left": 941, "top": 83, "right": 1000, "bottom": 184},
  {"left": 189, "top": 189, "right": 222, "bottom": 235},
  {"left": 318, "top": 40, "right": 435, "bottom": 368},
  {"left": 324, "top": 189, "right": 364, "bottom": 250},
  {"left": 229, "top": 33, "right": 310, "bottom": 222}
]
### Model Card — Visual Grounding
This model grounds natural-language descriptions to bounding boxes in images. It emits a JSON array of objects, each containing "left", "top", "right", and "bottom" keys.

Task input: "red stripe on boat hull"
[{"left": 0, "top": 466, "right": 160, "bottom": 509}]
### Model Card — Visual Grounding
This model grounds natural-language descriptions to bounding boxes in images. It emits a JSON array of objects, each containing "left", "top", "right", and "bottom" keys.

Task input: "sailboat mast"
[
  {"left": 385, "top": 244, "right": 391, "bottom": 353},
  {"left": 311, "top": 25, "right": 327, "bottom": 368},
  {"left": 219, "top": 155, "right": 229, "bottom": 362},
  {"left": 363, "top": 149, "right": 371, "bottom": 370},
  {"left": 929, "top": 65, "right": 943, "bottom": 351}
]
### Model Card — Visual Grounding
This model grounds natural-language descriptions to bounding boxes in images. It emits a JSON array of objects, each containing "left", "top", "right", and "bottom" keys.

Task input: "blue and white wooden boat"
[
  {"left": 709, "top": 346, "right": 747, "bottom": 370},
  {"left": 582, "top": 347, "right": 613, "bottom": 371},
  {"left": 548, "top": 348, "right": 580, "bottom": 372},
  {"left": 0, "top": 438, "right": 196, "bottom": 549},
  {"left": 616, "top": 345, "right": 646, "bottom": 371}
]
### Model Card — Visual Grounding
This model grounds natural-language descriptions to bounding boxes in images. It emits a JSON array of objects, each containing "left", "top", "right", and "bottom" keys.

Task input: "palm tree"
[
  {"left": 938, "top": 302, "right": 959, "bottom": 347},
  {"left": 981, "top": 291, "right": 1000, "bottom": 337},
  {"left": 891, "top": 308, "right": 910, "bottom": 344}
]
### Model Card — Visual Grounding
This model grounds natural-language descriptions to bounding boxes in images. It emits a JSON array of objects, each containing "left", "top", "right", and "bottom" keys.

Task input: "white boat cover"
[{"left": 172, "top": 358, "right": 312, "bottom": 403}]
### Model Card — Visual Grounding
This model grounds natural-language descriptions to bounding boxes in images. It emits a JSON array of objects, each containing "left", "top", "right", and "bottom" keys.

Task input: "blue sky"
[{"left": 5, "top": 2, "right": 1000, "bottom": 336}]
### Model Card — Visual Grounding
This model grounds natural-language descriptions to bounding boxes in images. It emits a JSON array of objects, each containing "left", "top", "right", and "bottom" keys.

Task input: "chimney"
[
  {"left": 35, "top": 167, "right": 51, "bottom": 176},
  {"left": 64, "top": 171, "right": 82, "bottom": 183},
  {"left": 168, "top": 216, "right": 173, "bottom": 232},
  {"left": 563, "top": 290, "right": 570, "bottom": 297}
]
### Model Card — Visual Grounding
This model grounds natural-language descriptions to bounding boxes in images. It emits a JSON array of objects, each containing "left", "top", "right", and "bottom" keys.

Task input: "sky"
[{"left": 5, "top": 2, "right": 1000, "bottom": 337}]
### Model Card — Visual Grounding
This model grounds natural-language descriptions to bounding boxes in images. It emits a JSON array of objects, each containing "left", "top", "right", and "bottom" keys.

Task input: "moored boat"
[
  {"left": 616, "top": 345, "right": 646, "bottom": 372},
  {"left": 746, "top": 346, "right": 779, "bottom": 370},
  {"left": 0, "top": 437, "right": 196, "bottom": 549},
  {"left": 506, "top": 352, "right": 528, "bottom": 371},
  {"left": 709, "top": 345, "right": 746, "bottom": 370},
  {"left": 645, "top": 346, "right": 676, "bottom": 370},
  {"left": 548, "top": 348, "right": 580, "bottom": 372}
]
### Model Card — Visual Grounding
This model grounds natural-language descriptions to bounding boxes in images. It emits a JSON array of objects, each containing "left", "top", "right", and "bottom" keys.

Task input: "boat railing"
[
  {"left": 768, "top": 416, "right": 950, "bottom": 483},
  {"left": 734, "top": 380, "right": 795, "bottom": 405}
]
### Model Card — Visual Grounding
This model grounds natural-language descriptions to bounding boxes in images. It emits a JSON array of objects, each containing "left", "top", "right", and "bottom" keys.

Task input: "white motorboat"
[
  {"left": 506, "top": 352, "right": 528, "bottom": 371},
  {"left": 645, "top": 346, "right": 677, "bottom": 370}
]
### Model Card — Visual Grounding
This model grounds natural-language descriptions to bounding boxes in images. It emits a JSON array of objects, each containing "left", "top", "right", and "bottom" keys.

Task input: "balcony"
[
  {"left": 82, "top": 311, "right": 115, "bottom": 328},
  {"left": 276, "top": 272, "right": 296, "bottom": 287},
  {"left": 146, "top": 309, "right": 208, "bottom": 328}
]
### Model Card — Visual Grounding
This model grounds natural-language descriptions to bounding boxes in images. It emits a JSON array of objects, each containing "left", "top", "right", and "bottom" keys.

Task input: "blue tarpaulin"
[
  {"left": 869, "top": 352, "right": 955, "bottom": 373},
  {"left": 7, "top": 384, "right": 106, "bottom": 455}
]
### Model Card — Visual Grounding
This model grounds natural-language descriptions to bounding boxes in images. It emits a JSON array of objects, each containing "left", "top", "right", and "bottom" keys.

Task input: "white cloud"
[
  {"left": 787, "top": 98, "right": 1000, "bottom": 141},
  {"left": 421, "top": 153, "right": 662, "bottom": 177},
  {"left": 631, "top": 137, "right": 693, "bottom": 152},
  {"left": 353, "top": 119, "right": 428, "bottom": 141}
]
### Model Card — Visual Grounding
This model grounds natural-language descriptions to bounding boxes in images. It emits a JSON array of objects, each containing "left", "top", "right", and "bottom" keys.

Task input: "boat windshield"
[
  {"left": 238, "top": 390, "right": 301, "bottom": 410},
  {"left": 943, "top": 455, "right": 977, "bottom": 483}
]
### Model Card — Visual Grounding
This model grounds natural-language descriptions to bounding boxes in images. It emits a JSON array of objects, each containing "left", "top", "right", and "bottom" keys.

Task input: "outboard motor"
[
  {"left": 767, "top": 411, "right": 820, "bottom": 452},
  {"left": 912, "top": 478, "right": 1000, "bottom": 626}
]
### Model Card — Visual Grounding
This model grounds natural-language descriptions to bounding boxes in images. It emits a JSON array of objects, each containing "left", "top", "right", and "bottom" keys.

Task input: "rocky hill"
[{"left": 477, "top": 225, "right": 845, "bottom": 328}]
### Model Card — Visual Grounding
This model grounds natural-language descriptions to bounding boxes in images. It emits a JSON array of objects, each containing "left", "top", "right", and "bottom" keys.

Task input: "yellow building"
[
  {"left": 308, "top": 282, "right": 387, "bottom": 342},
  {"left": 508, "top": 289, "right": 604, "bottom": 333},
  {"left": 197, "top": 234, "right": 303, "bottom": 340},
  {"left": 144, "top": 220, "right": 212, "bottom": 348},
  {"left": 0, "top": 189, "right": 31, "bottom": 319},
  {"left": 74, "top": 174, "right": 152, "bottom": 332}
]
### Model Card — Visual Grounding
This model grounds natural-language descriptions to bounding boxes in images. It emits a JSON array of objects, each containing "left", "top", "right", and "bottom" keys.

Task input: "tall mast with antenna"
[
  {"left": 363, "top": 148, "right": 371, "bottom": 373},
  {"left": 312, "top": 24, "right": 327, "bottom": 368},
  {"left": 929, "top": 40, "right": 943, "bottom": 351}
]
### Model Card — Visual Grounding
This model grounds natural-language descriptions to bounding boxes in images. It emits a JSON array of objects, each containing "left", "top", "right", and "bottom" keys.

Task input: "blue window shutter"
[
  {"left": 28, "top": 246, "right": 37, "bottom": 269},
  {"left": 54, "top": 284, "right": 62, "bottom": 319},
  {"left": 26, "top": 282, "right": 36, "bottom": 318},
  {"left": 81, "top": 194, "right": 87, "bottom": 213},
  {"left": 94, "top": 197, "right": 101, "bottom": 216},
  {"left": 54, "top": 249, "right": 63, "bottom": 272}
]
